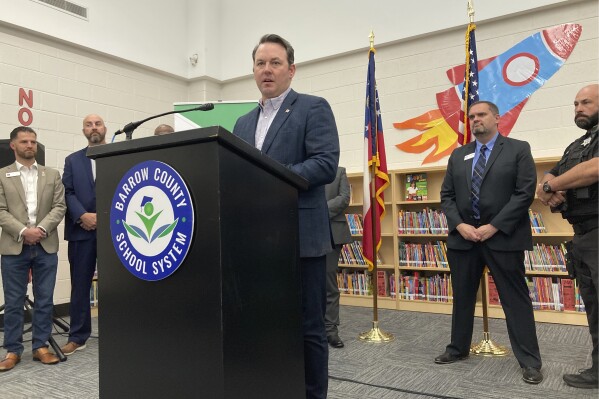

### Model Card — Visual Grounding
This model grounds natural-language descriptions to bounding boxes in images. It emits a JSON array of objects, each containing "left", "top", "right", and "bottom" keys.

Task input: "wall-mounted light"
[{"left": 189, "top": 54, "right": 199, "bottom": 66}]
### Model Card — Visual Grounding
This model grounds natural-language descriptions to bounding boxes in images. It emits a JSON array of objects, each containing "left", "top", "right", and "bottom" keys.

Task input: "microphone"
[
  {"left": 114, "top": 121, "right": 141, "bottom": 137},
  {"left": 113, "top": 103, "right": 215, "bottom": 139},
  {"left": 193, "top": 103, "right": 214, "bottom": 111}
]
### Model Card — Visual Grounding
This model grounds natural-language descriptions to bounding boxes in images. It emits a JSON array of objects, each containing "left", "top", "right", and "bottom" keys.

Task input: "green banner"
[{"left": 174, "top": 101, "right": 258, "bottom": 133}]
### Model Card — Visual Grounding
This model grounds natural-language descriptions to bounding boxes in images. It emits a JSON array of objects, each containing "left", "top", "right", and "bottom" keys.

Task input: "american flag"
[
  {"left": 363, "top": 48, "right": 389, "bottom": 272},
  {"left": 459, "top": 23, "right": 479, "bottom": 145}
]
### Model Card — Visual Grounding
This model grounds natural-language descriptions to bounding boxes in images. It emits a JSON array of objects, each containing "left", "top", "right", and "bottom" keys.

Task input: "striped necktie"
[{"left": 471, "top": 145, "right": 487, "bottom": 220}]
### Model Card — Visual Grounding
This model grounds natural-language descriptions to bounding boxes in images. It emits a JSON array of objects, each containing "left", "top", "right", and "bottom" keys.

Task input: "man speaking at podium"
[{"left": 233, "top": 34, "right": 339, "bottom": 399}]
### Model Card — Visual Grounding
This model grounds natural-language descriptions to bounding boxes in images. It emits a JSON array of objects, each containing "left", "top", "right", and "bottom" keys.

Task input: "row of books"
[
  {"left": 398, "top": 272, "right": 453, "bottom": 302},
  {"left": 337, "top": 270, "right": 395, "bottom": 297},
  {"left": 397, "top": 241, "right": 567, "bottom": 271},
  {"left": 524, "top": 243, "right": 567, "bottom": 272},
  {"left": 348, "top": 208, "right": 556, "bottom": 237},
  {"left": 528, "top": 276, "right": 585, "bottom": 312},
  {"left": 398, "top": 241, "right": 449, "bottom": 268},
  {"left": 338, "top": 268, "right": 586, "bottom": 313},
  {"left": 338, "top": 241, "right": 383, "bottom": 265},
  {"left": 488, "top": 275, "right": 585, "bottom": 312},
  {"left": 345, "top": 214, "right": 363, "bottom": 235},
  {"left": 342, "top": 241, "right": 567, "bottom": 271},
  {"left": 345, "top": 240, "right": 567, "bottom": 272},
  {"left": 398, "top": 208, "right": 449, "bottom": 234},
  {"left": 528, "top": 209, "right": 546, "bottom": 233}
]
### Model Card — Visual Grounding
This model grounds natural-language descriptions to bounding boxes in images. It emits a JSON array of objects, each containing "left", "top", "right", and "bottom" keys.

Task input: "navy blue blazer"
[
  {"left": 63, "top": 147, "right": 96, "bottom": 242},
  {"left": 233, "top": 89, "right": 340, "bottom": 257},
  {"left": 441, "top": 134, "right": 536, "bottom": 251}
]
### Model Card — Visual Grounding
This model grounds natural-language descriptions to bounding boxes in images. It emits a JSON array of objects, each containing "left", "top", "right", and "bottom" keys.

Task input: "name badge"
[
  {"left": 6, "top": 171, "right": 20, "bottom": 177},
  {"left": 464, "top": 153, "right": 475, "bottom": 161}
]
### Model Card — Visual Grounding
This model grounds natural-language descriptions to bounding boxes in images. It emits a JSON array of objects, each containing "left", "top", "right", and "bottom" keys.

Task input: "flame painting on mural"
[{"left": 394, "top": 23, "right": 582, "bottom": 164}]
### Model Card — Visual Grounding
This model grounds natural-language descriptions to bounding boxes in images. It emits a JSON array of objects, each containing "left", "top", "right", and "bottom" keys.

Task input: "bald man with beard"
[
  {"left": 60, "top": 114, "right": 107, "bottom": 356},
  {"left": 537, "top": 84, "right": 599, "bottom": 389}
]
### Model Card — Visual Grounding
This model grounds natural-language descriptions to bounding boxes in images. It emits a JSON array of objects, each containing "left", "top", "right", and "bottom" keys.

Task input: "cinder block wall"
[
  {"left": 0, "top": 0, "right": 597, "bottom": 304},
  {"left": 221, "top": 1, "right": 598, "bottom": 172},
  {"left": 0, "top": 26, "right": 189, "bottom": 304}
]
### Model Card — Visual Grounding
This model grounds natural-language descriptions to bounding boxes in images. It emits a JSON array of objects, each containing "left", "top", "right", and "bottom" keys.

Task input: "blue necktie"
[{"left": 471, "top": 145, "right": 487, "bottom": 220}]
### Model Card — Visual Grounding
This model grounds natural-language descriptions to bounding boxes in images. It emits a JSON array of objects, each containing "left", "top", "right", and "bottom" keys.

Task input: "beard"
[
  {"left": 88, "top": 131, "right": 105, "bottom": 144},
  {"left": 472, "top": 125, "right": 486, "bottom": 136},
  {"left": 16, "top": 148, "right": 36, "bottom": 160},
  {"left": 575, "top": 112, "right": 598, "bottom": 130}
]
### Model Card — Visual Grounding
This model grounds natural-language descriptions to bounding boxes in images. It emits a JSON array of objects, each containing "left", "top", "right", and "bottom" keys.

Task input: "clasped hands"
[
  {"left": 78, "top": 213, "right": 97, "bottom": 231},
  {"left": 457, "top": 223, "right": 498, "bottom": 242},
  {"left": 535, "top": 184, "right": 566, "bottom": 208},
  {"left": 22, "top": 226, "right": 46, "bottom": 245}
]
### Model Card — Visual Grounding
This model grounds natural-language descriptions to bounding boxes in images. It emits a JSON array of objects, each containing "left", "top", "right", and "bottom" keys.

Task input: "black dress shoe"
[
  {"left": 327, "top": 334, "right": 344, "bottom": 348},
  {"left": 522, "top": 367, "right": 543, "bottom": 384},
  {"left": 434, "top": 352, "right": 467, "bottom": 364},
  {"left": 563, "top": 368, "right": 598, "bottom": 389}
]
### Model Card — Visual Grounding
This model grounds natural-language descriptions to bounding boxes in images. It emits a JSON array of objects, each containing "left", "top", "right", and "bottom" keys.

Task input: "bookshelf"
[{"left": 340, "top": 157, "right": 587, "bottom": 326}]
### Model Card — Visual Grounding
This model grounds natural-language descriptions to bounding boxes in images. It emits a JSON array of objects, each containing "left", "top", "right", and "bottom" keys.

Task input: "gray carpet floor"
[{"left": 0, "top": 306, "right": 596, "bottom": 398}]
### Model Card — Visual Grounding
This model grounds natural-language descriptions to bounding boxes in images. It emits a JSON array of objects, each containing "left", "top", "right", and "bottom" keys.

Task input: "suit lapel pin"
[{"left": 285, "top": 109, "right": 290, "bottom": 113}]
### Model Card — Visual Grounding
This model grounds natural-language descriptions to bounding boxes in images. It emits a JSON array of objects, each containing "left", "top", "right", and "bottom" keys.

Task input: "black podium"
[{"left": 88, "top": 126, "right": 307, "bottom": 398}]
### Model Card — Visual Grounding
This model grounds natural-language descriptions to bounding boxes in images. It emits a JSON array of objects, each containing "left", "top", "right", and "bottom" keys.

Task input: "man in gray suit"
[
  {"left": 0, "top": 126, "right": 66, "bottom": 372},
  {"left": 325, "top": 166, "right": 351, "bottom": 348},
  {"left": 233, "top": 34, "right": 339, "bottom": 399}
]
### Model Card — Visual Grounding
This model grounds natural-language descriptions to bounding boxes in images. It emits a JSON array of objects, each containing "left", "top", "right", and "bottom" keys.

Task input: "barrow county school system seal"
[{"left": 110, "top": 160, "right": 194, "bottom": 281}]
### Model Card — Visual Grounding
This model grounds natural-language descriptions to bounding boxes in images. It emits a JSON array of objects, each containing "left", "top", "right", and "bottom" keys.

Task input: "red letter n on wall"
[{"left": 18, "top": 88, "right": 34, "bottom": 126}]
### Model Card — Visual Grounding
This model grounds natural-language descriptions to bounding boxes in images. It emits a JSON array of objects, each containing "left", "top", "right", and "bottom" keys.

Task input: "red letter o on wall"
[{"left": 18, "top": 108, "right": 33, "bottom": 126}]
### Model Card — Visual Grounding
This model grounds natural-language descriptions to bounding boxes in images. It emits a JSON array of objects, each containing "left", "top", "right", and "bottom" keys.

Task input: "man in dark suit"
[
  {"left": 233, "top": 34, "right": 339, "bottom": 399},
  {"left": 0, "top": 126, "right": 66, "bottom": 371},
  {"left": 325, "top": 166, "right": 351, "bottom": 348},
  {"left": 60, "top": 114, "right": 106, "bottom": 356},
  {"left": 436, "top": 101, "right": 543, "bottom": 384}
]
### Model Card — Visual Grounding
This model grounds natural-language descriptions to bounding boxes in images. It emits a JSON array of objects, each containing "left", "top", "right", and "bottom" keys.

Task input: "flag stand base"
[
  {"left": 359, "top": 321, "right": 394, "bottom": 343},
  {"left": 470, "top": 332, "right": 508, "bottom": 356}
]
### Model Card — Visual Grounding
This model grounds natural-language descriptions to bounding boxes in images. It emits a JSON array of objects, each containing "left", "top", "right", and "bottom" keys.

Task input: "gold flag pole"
[
  {"left": 470, "top": 268, "right": 508, "bottom": 356},
  {"left": 360, "top": 31, "right": 394, "bottom": 343},
  {"left": 465, "top": 0, "right": 506, "bottom": 356}
]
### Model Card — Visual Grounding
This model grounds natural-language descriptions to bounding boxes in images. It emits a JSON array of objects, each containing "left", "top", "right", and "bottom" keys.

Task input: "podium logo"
[{"left": 110, "top": 160, "right": 194, "bottom": 281}]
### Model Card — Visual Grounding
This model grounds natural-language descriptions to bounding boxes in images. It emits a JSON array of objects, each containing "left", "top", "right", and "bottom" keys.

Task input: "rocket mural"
[{"left": 394, "top": 23, "right": 582, "bottom": 164}]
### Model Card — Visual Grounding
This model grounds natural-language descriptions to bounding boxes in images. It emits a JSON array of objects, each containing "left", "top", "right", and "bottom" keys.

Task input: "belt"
[{"left": 573, "top": 218, "right": 598, "bottom": 235}]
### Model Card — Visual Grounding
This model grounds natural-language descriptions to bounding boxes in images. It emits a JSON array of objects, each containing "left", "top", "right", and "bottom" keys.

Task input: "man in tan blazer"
[{"left": 0, "top": 126, "right": 66, "bottom": 372}]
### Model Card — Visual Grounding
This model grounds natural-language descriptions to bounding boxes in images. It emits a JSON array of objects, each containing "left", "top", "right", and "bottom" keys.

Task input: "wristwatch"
[{"left": 542, "top": 181, "right": 553, "bottom": 193}]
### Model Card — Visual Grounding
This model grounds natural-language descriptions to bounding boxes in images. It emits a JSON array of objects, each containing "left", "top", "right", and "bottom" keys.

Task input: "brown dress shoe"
[
  {"left": 33, "top": 347, "right": 60, "bottom": 365},
  {"left": 61, "top": 341, "right": 86, "bottom": 356},
  {"left": 0, "top": 353, "right": 21, "bottom": 372}
]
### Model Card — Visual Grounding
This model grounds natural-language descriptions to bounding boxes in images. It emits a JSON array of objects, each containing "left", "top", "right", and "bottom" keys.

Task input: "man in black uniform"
[{"left": 537, "top": 83, "right": 598, "bottom": 389}]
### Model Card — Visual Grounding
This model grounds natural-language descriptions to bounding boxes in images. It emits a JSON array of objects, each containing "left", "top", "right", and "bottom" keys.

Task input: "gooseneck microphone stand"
[{"left": 113, "top": 103, "right": 215, "bottom": 140}]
